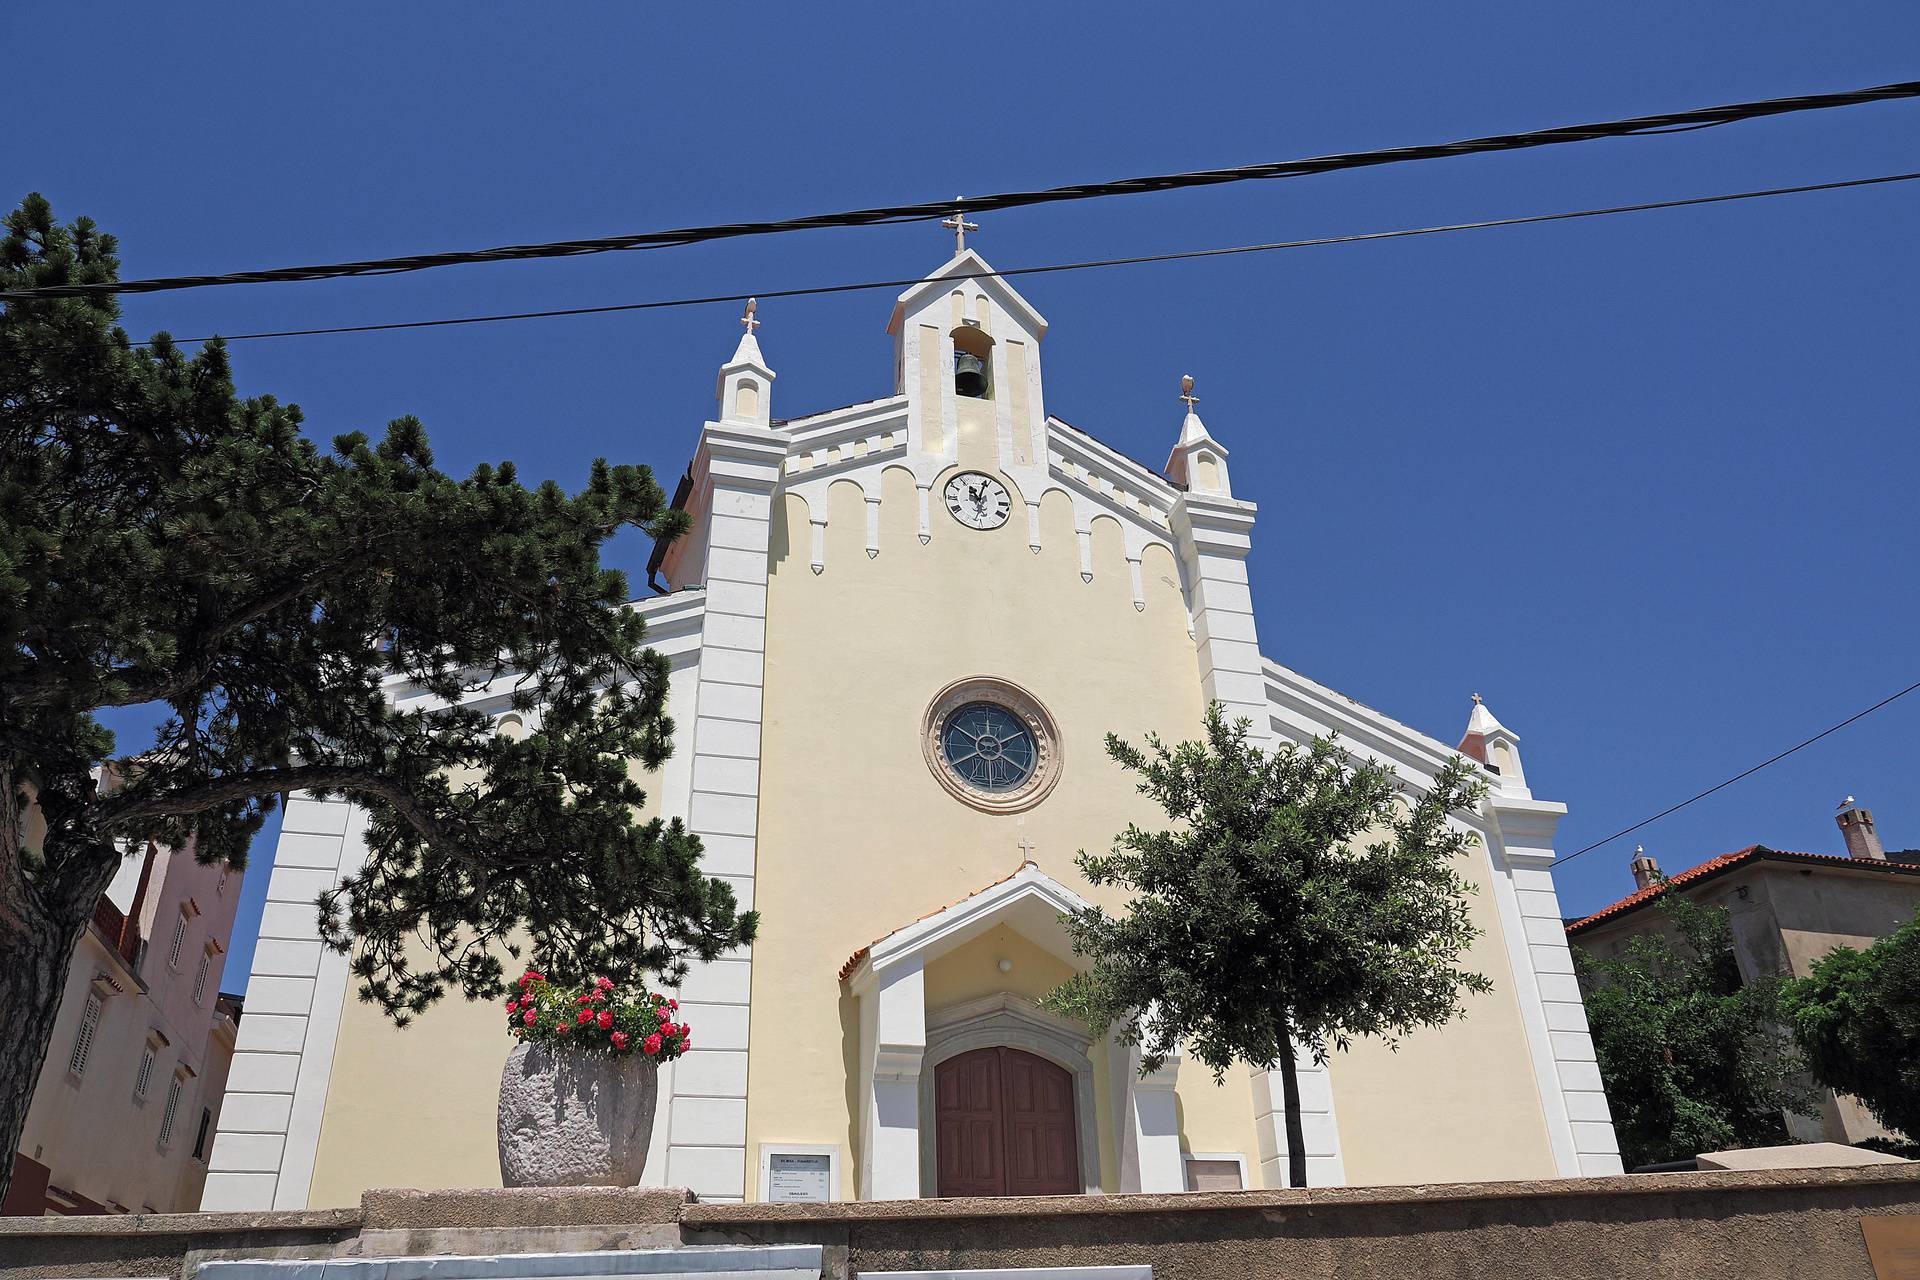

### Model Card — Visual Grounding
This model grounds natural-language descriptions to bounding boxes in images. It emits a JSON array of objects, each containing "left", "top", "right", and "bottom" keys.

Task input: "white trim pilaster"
[
  {"left": 1488, "top": 799, "right": 1625, "bottom": 1176},
  {"left": 1114, "top": 1038, "right": 1184, "bottom": 1193},
  {"left": 663, "top": 418, "right": 789, "bottom": 1204},
  {"left": 861, "top": 957, "right": 926, "bottom": 1201},
  {"left": 202, "top": 795, "right": 368, "bottom": 1211},
  {"left": 1170, "top": 490, "right": 1347, "bottom": 1189}
]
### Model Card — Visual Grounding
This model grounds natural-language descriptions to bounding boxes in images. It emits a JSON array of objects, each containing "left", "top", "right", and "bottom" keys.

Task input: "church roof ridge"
[
  {"left": 773, "top": 393, "right": 904, "bottom": 430},
  {"left": 1259, "top": 656, "right": 1473, "bottom": 772},
  {"left": 1048, "top": 416, "right": 1182, "bottom": 498},
  {"left": 887, "top": 248, "right": 1048, "bottom": 337}
]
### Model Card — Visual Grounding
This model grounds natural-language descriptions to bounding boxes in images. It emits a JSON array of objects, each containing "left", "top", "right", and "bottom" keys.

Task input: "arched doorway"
[{"left": 934, "top": 1046, "right": 1079, "bottom": 1197}]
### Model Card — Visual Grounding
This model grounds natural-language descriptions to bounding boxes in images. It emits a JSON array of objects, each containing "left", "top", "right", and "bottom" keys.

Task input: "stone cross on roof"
[{"left": 942, "top": 203, "right": 979, "bottom": 254}]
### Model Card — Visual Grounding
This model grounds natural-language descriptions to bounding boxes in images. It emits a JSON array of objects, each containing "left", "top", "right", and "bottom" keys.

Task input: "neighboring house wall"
[
  {"left": 12, "top": 841, "right": 245, "bottom": 1213},
  {"left": 1569, "top": 854, "right": 1920, "bottom": 1147},
  {"left": 175, "top": 994, "right": 241, "bottom": 1211}
]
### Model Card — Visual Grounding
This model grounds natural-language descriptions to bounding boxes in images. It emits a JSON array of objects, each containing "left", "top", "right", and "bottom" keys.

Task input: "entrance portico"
[{"left": 841, "top": 862, "right": 1185, "bottom": 1199}]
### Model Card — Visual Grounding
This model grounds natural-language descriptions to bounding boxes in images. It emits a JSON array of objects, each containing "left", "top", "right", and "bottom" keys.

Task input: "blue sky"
[{"left": 12, "top": 3, "right": 1917, "bottom": 989}]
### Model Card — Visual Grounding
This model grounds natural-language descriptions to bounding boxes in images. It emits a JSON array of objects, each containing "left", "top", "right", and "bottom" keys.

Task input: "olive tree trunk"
[{"left": 1275, "top": 1016, "right": 1309, "bottom": 1188}]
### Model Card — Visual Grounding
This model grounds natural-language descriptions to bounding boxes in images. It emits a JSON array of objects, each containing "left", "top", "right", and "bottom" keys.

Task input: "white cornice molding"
[
  {"left": 1484, "top": 797, "right": 1568, "bottom": 862},
  {"left": 1048, "top": 419, "right": 1180, "bottom": 508},
  {"left": 848, "top": 864, "right": 1093, "bottom": 993},
  {"left": 1261, "top": 659, "right": 1461, "bottom": 780},
  {"left": 781, "top": 434, "right": 911, "bottom": 490},
  {"left": 1261, "top": 658, "right": 1561, "bottom": 822},
  {"left": 781, "top": 396, "right": 907, "bottom": 443},
  {"left": 1170, "top": 491, "right": 1257, "bottom": 561},
  {"left": 381, "top": 592, "right": 708, "bottom": 715},
  {"left": 700, "top": 421, "right": 791, "bottom": 490}
]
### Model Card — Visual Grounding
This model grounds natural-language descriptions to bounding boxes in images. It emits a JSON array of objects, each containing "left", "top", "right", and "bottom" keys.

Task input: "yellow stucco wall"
[
  {"left": 749, "top": 463, "right": 1236, "bottom": 1198},
  {"left": 308, "top": 443, "right": 1563, "bottom": 1202},
  {"left": 306, "top": 754, "right": 671, "bottom": 1207},
  {"left": 1327, "top": 827, "right": 1559, "bottom": 1184}
]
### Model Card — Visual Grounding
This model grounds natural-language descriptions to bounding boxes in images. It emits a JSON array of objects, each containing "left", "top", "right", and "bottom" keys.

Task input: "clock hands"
[{"left": 944, "top": 474, "right": 1008, "bottom": 528}]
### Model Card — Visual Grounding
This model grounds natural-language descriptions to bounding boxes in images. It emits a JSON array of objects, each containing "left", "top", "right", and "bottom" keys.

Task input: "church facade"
[{"left": 203, "top": 249, "right": 1622, "bottom": 1211}]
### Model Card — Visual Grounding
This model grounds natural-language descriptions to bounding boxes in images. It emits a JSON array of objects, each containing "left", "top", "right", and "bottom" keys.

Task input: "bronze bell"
[{"left": 953, "top": 351, "right": 989, "bottom": 398}]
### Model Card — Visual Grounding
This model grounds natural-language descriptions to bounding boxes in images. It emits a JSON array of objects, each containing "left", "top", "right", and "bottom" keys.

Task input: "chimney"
[
  {"left": 1837, "top": 796, "right": 1886, "bottom": 861},
  {"left": 1629, "top": 845, "right": 1661, "bottom": 890}
]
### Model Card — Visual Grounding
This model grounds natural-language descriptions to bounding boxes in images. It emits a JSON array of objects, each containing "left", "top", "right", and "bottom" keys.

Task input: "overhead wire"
[
  {"left": 112, "top": 169, "right": 1920, "bottom": 348},
  {"left": 1554, "top": 678, "right": 1920, "bottom": 867},
  {"left": 5, "top": 78, "right": 1917, "bottom": 302}
]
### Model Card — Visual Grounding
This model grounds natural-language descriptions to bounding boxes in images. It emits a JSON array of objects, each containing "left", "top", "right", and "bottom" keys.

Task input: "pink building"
[{"left": 5, "top": 840, "right": 244, "bottom": 1215}]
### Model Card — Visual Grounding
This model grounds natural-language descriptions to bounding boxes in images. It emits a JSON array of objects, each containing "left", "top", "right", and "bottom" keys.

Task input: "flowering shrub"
[{"left": 505, "top": 970, "right": 690, "bottom": 1061}]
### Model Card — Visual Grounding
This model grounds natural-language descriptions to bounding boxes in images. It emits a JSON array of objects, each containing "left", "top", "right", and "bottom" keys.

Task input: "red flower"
[
  {"left": 611, "top": 1031, "right": 630, "bottom": 1050},
  {"left": 522, "top": 1009, "right": 538, "bottom": 1027},
  {"left": 596, "top": 976, "right": 614, "bottom": 992},
  {"left": 577, "top": 1008, "right": 593, "bottom": 1025},
  {"left": 656, "top": 1006, "right": 672, "bottom": 1023},
  {"left": 597, "top": 1009, "right": 614, "bottom": 1030},
  {"left": 643, "top": 1033, "right": 663, "bottom": 1055},
  {"left": 506, "top": 998, "right": 519, "bottom": 1013},
  {"left": 556, "top": 1020, "right": 571, "bottom": 1034},
  {"left": 668, "top": 998, "right": 679, "bottom": 1011}
]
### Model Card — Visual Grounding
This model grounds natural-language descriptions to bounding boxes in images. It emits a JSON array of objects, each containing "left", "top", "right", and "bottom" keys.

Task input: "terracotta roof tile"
[
  {"left": 1566, "top": 845, "right": 1920, "bottom": 934},
  {"left": 837, "top": 861, "right": 1035, "bottom": 982}
]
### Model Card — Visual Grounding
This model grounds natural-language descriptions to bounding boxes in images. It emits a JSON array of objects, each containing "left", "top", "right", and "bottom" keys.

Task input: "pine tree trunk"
[
  {"left": 0, "top": 893, "right": 91, "bottom": 1208},
  {"left": 1276, "top": 1018, "right": 1309, "bottom": 1188}
]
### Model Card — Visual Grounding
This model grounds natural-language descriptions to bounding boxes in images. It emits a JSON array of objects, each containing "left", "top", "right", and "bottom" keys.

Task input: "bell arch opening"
[{"left": 951, "top": 325, "right": 994, "bottom": 400}]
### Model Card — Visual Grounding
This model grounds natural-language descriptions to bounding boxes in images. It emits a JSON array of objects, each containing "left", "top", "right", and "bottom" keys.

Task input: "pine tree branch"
[
  {"left": 100, "top": 763, "right": 454, "bottom": 851},
  {"left": 9, "top": 555, "right": 369, "bottom": 711}
]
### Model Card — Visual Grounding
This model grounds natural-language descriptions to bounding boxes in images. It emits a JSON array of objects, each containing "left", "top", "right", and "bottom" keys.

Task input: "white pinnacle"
[
  {"left": 1465, "top": 696, "right": 1508, "bottom": 737},
  {"left": 727, "top": 297, "right": 769, "bottom": 370}
]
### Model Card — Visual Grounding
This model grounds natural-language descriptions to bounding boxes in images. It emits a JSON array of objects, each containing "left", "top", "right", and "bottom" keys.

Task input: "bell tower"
[{"left": 887, "top": 213, "right": 1051, "bottom": 496}]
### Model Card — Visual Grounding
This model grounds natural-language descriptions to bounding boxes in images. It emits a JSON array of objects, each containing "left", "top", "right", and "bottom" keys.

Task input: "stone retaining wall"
[{"left": 4, "top": 1167, "right": 1917, "bottom": 1280}]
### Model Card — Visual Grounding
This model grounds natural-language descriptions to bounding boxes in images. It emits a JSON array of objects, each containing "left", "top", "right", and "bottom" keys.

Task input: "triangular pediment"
[
  {"left": 887, "top": 249, "right": 1048, "bottom": 338},
  {"left": 841, "top": 862, "right": 1090, "bottom": 986}
]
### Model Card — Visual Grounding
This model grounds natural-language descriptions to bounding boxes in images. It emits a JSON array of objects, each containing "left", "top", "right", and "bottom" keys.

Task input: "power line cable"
[
  {"left": 1554, "top": 677, "right": 1920, "bottom": 867},
  {"left": 7, "top": 78, "right": 1917, "bottom": 303},
  {"left": 118, "top": 169, "right": 1920, "bottom": 348}
]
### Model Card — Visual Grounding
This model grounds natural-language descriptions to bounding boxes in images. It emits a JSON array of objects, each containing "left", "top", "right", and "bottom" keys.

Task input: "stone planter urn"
[{"left": 497, "top": 1041, "right": 660, "bottom": 1187}]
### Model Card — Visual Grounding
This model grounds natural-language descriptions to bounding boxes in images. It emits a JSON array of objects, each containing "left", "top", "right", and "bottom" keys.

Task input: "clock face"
[{"left": 943, "top": 471, "right": 1012, "bottom": 530}]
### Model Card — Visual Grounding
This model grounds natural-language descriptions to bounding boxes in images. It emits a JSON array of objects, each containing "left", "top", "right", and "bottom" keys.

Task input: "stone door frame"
[{"left": 918, "top": 993, "right": 1101, "bottom": 1196}]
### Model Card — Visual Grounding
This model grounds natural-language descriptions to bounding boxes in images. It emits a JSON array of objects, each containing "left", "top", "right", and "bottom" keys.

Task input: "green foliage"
[
  {"left": 1574, "top": 890, "right": 1811, "bottom": 1168},
  {"left": 1, "top": 192, "right": 754, "bottom": 1022},
  {"left": 1045, "top": 702, "right": 1491, "bottom": 1183},
  {"left": 1781, "top": 910, "right": 1920, "bottom": 1142}
]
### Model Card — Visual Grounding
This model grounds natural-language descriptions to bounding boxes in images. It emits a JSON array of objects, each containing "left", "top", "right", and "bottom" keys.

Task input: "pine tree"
[
  {"left": 1045, "top": 703, "right": 1490, "bottom": 1187},
  {"left": 0, "top": 195, "right": 754, "bottom": 1200}
]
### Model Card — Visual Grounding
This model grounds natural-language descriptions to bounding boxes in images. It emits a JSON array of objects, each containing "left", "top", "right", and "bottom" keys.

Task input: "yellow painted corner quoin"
[{"left": 214, "top": 247, "right": 1619, "bottom": 1214}]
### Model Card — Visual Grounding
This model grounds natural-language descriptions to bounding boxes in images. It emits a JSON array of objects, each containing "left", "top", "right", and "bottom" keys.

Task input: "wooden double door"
[{"left": 934, "top": 1046, "right": 1080, "bottom": 1197}]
